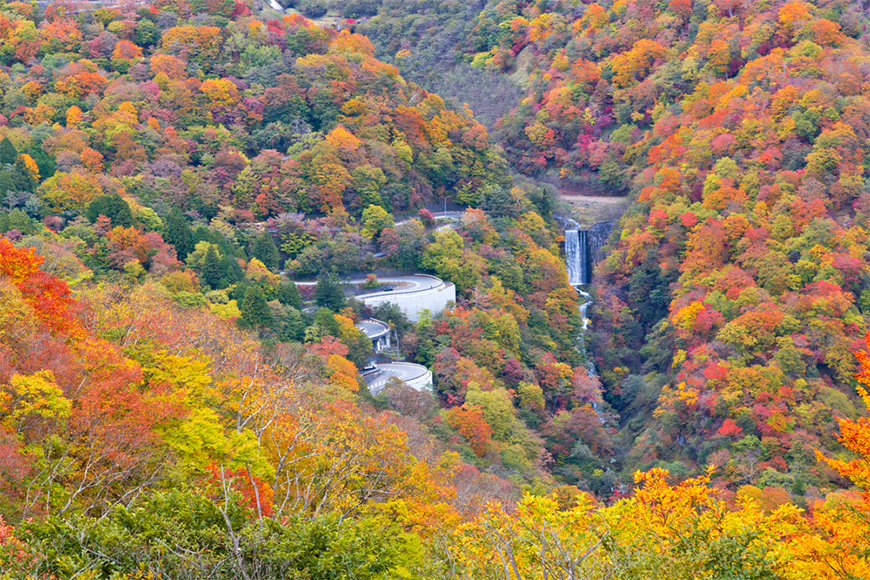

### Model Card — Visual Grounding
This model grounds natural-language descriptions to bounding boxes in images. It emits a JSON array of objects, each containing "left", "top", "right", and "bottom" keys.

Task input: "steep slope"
[
  {"left": 358, "top": 0, "right": 870, "bottom": 494},
  {"left": 586, "top": 1, "right": 870, "bottom": 494},
  {"left": 0, "top": 3, "right": 510, "bottom": 222}
]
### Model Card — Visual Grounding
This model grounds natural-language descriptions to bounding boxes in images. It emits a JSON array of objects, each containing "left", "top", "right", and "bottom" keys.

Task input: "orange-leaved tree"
[
  {"left": 0, "top": 238, "right": 81, "bottom": 336},
  {"left": 806, "top": 333, "right": 870, "bottom": 579},
  {"left": 820, "top": 333, "right": 870, "bottom": 489}
]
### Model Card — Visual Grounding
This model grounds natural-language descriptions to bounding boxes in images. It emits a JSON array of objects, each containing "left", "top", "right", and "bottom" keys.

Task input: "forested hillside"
[
  {"left": 590, "top": 0, "right": 870, "bottom": 499},
  {"left": 1, "top": 0, "right": 870, "bottom": 577},
  {"left": 358, "top": 0, "right": 870, "bottom": 491}
]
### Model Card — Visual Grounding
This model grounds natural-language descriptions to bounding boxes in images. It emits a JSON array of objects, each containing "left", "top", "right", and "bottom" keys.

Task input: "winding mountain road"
[
  {"left": 364, "top": 363, "right": 432, "bottom": 394},
  {"left": 292, "top": 274, "right": 441, "bottom": 293}
]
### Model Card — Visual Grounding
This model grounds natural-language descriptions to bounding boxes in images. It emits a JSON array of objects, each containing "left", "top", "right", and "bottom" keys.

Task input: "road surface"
[
  {"left": 364, "top": 363, "right": 430, "bottom": 394},
  {"left": 357, "top": 275, "right": 441, "bottom": 296},
  {"left": 356, "top": 319, "right": 390, "bottom": 338},
  {"left": 394, "top": 211, "right": 465, "bottom": 228},
  {"left": 292, "top": 275, "right": 443, "bottom": 297}
]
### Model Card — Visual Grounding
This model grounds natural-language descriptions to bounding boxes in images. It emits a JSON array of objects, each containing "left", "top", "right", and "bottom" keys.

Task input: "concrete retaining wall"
[
  {"left": 388, "top": 363, "right": 433, "bottom": 392},
  {"left": 362, "top": 277, "right": 456, "bottom": 322},
  {"left": 405, "top": 369, "right": 433, "bottom": 392},
  {"left": 357, "top": 318, "right": 390, "bottom": 340}
]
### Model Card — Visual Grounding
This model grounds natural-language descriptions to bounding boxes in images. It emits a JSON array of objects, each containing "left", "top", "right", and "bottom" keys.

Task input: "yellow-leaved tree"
[{"left": 448, "top": 467, "right": 806, "bottom": 580}]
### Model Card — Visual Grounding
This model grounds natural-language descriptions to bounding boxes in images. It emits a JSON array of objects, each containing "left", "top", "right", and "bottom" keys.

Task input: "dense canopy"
[{"left": 0, "top": 0, "right": 869, "bottom": 577}]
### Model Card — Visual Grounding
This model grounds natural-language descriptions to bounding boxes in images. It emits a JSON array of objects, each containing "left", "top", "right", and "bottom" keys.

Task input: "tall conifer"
[
  {"left": 278, "top": 281, "right": 303, "bottom": 310},
  {"left": 202, "top": 245, "right": 223, "bottom": 289},
  {"left": 165, "top": 208, "right": 193, "bottom": 260},
  {"left": 0, "top": 137, "right": 18, "bottom": 165},
  {"left": 241, "top": 285, "right": 272, "bottom": 327},
  {"left": 252, "top": 231, "right": 280, "bottom": 271}
]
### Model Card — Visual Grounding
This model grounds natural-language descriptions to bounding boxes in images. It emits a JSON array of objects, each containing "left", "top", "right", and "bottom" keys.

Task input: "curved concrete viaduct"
[
  {"left": 356, "top": 318, "right": 391, "bottom": 353},
  {"left": 357, "top": 275, "right": 455, "bottom": 322},
  {"left": 363, "top": 362, "right": 433, "bottom": 395},
  {"left": 290, "top": 275, "right": 450, "bottom": 392},
  {"left": 292, "top": 274, "right": 456, "bottom": 322}
]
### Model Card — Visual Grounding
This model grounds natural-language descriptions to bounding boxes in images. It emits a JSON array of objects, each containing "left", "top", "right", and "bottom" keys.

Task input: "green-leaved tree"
[
  {"left": 164, "top": 208, "right": 194, "bottom": 260},
  {"left": 241, "top": 285, "right": 273, "bottom": 328}
]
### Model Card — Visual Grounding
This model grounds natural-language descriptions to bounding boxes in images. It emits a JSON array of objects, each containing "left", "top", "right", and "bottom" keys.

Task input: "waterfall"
[
  {"left": 565, "top": 229, "right": 588, "bottom": 285},
  {"left": 565, "top": 220, "right": 616, "bottom": 372},
  {"left": 565, "top": 223, "right": 615, "bottom": 441},
  {"left": 565, "top": 222, "right": 614, "bottom": 287},
  {"left": 565, "top": 230, "right": 579, "bottom": 285}
]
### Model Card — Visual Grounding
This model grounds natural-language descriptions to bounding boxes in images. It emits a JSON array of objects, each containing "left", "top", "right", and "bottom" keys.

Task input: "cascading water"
[
  {"left": 577, "top": 288, "right": 592, "bottom": 332},
  {"left": 575, "top": 287, "right": 596, "bottom": 381},
  {"left": 558, "top": 216, "right": 582, "bottom": 229},
  {"left": 565, "top": 230, "right": 579, "bottom": 285},
  {"left": 565, "top": 222, "right": 617, "bottom": 474},
  {"left": 565, "top": 229, "right": 588, "bottom": 285},
  {"left": 564, "top": 222, "right": 613, "bottom": 287},
  {"left": 565, "top": 228, "right": 600, "bottom": 410},
  {"left": 564, "top": 222, "right": 616, "bottom": 373}
]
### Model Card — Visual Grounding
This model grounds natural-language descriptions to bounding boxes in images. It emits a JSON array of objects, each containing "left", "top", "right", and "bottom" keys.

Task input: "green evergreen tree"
[
  {"left": 114, "top": 202, "right": 134, "bottom": 227},
  {"left": 214, "top": 234, "right": 234, "bottom": 257},
  {"left": 527, "top": 185, "right": 555, "bottom": 219},
  {"left": 10, "top": 157, "right": 36, "bottom": 192},
  {"left": 29, "top": 145, "right": 55, "bottom": 180},
  {"left": 193, "top": 225, "right": 212, "bottom": 244},
  {"left": 135, "top": 19, "right": 159, "bottom": 46},
  {"left": 0, "top": 136, "right": 18, "bottom": 165},
  {"left": 279, "top": 306, "right": 307, "bottom": 341},
  {"left": 220, "top": 254, "right": 243, "bottom": 287},
  {"left": 86, "top": 194, "right": 134, "bottom": 227},
  {"left": 112, "top": 207, "right": 136, "bottom": 228},
  {"left": 252, "top": 231, "right": 280, "bottom": 271},
  {"left": 315, "top": 271, "right": 346, "bottom": 310},
  {"left": 190, "top": 0, "right": 233, "bottom": 17},
  {"left": 0, "top": 212, "right": 8, "bottom": 232},
  {"left": 313, "top": 307, "right": 340, "bottom": 337},
  {"left": 241, "top": 285, "right": 273, "bottom": 328},
  {"left": 164, "top": 208, "right": 193, "bottom": 260},
  {"left": 0, "top": 171, "right": 14, "bottom": 198},
  {"left": 230, "top": 281, "right": 249, "bottom": 303},
  {"left": 345, "top": 331, "right": 373, "bottom": 369},
  {"left": 201, "top": 245, "right": 224, "bottom": 289},
  {"left": 277, "top": 280, "right": 303, "bottom": 310}
]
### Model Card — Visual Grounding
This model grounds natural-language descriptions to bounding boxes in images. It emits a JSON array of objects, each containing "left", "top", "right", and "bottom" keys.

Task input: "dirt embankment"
[{"left": 559, "top": 192, "right": 630, "bottom": 228}]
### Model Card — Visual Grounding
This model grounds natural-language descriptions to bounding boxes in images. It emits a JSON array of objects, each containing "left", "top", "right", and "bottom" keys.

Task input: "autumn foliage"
[{"left": 0, "top": 0, "right": 868, "bottom": 576}]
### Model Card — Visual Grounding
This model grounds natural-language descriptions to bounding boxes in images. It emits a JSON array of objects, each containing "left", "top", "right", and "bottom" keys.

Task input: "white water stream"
[
  {"left": 565, "top": 229, "right": 587, "bottom": 286},
  {"left": 575, "top": 286, "right": 604, "bottom": 419},
  {"left": 577, "top": 287, "right": 592, "bottom": 331}
]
